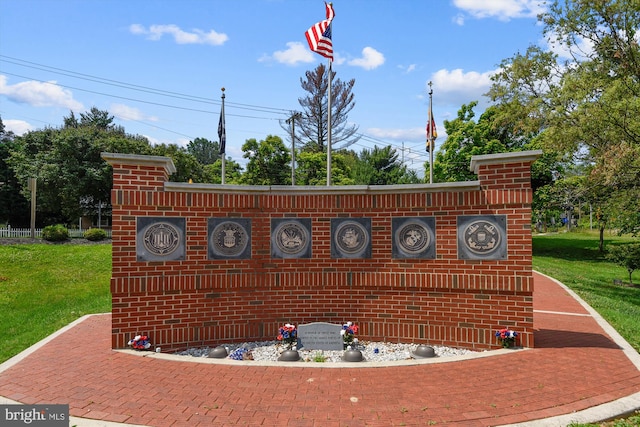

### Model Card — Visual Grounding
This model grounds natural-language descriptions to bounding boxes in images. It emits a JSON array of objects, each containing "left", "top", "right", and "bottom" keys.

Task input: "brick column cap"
[
  {"left": 469, "top": 150, "right": 543, "bottom": 174},
  {"left": 101, "top": 152, "right": 177, "bottom": 175}
]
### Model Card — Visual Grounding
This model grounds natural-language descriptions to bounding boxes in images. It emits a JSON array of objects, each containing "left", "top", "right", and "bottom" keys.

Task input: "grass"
[
  {"left": 0, "top": 232, "right": 639, "bottom": 426},
  {"left": 0, "top": 243, "right": 111, "bottom": 363}
]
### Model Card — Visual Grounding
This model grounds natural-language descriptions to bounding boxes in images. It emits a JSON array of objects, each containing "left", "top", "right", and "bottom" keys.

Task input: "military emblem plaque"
[
  {"left": 330, "top": 217, "right": 371, "bottom": 259},
  {"left": 208, "top": 218, "right": 252, "bottom": 259},
  {"left": 136, "top": 217, "right": 186, "bottom": 261},
  {"left": 457, "top": 215, "right": 507, "bottom": 260},
  {"left": 271, "top": 218, "right": 312, "bottom": 259},
  {"left": 392, "top": 217, "right": 436, "bottom": 259}
]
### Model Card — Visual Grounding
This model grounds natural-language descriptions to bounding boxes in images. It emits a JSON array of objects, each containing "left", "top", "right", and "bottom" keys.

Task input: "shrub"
[
  {"left": 607, "top": 243, "right": 640, "bottom": 285},
  {"left": 83, "top": 228, "right": 107, "bottom": 241},
  {"left": 42, "top": 224, "right": 69, "bottom": 242}
]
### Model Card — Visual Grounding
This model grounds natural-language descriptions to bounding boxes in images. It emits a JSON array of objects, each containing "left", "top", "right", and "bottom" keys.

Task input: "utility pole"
[{"left": 286, "top": 112, "right": 301, "bottom": 185}]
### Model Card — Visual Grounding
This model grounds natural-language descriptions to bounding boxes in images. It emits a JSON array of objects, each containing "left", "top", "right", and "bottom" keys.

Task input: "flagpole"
[
  {"left": 327, "top": 59, "right": 332, "bottom": 186},
  {"left": 428, "top": 82, "right": 434, "bottom": 184},
  {"left": 220, "top": 87, "right": 226, "bottom": 185}
]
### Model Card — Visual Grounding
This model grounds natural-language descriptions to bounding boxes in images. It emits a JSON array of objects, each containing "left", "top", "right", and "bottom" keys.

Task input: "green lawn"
[{"left": 0, "top": 243, "right": 112, "bottom": 363}]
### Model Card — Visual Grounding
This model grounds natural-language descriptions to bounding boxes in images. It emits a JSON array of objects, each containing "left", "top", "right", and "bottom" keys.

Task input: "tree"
[
  {"left": 151, "top": 143, "right": 204, "bottom": 183},
  {"left": 7, "top": 109, "right": 153, "bottom": 225},
  {"left": 202, "top": 158, "right": 242, "bottom": 184},
  {"left": 353, "top": 145, "right": 419, "bottom": 185},
  {"left": 295, "top": 151, "right": 354, "bottom": 186},
  {"left": 187, "top": 137, "right": 220, "bottom": 165},
  {"left": 293, "top": 64, "right": 360, "bottom": 153},
  {"left": 0, "top": 116, "right": 30, "bottom": 227},
  {"left": 488, "top": 0, "right": 640, "bottom": 236},
  {"left": 240, "top": 135, "right": 291, "bottom": 185},
  {"left": 607, "top": 243, "right": 640, "bottom": 285},
  {"left": 431, "top": 103, "right": 508, "bottom": 182}
]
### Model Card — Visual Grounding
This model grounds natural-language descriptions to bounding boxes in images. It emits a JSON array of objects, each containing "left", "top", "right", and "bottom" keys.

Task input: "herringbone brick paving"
[{"left": 1, "top": 272, "right": 639, "bottom": 426}]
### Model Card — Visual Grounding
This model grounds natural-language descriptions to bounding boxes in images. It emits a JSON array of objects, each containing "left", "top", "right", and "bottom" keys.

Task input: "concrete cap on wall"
[
  {"left": 469, "top": 150, "right": 543, "bottom": 175},
  {"left": 101, "top": 152, "right": 177, "bottom": 175}
]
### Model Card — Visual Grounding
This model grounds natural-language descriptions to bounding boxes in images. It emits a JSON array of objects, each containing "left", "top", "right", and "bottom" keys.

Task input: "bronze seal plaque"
[
  {"left": 208, "top": 218, "right": 251, "bottom": 259},
  {"left": 331, "top": 218, "right": 371, "bottom": 259},
  {"left": 457, "top": 215, "right": 507, "bottom": 260},
  {"left": 136, "top": 217, "right": 185, "bottom": 261},
  {"left": 392, "top": 217, "right": 435, "bottom": 259},
  {"left": 271, "top": 218, "right": 312, "bottom": 259}
]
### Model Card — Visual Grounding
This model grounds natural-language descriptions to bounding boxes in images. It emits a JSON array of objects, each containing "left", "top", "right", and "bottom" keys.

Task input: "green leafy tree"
[
  {"left": 187, "top": 137, "right": 220, "bottom": 165},
  {"left": 240, "top": 135, "right": 291, "bottom": 185},
  {"left": 488, "top": 0, "right": 640, "bottom": 236},
  {"left": 295, "top": 151, "right": 354, "bottom": 186},
  {"left": 151, "top": 143, "right": 204, "bottom": 183},
  {"left": 7, "top": 110, "right": 153, "bottom": 225},
  {"left": 607, "top": 243, "right": 640, "bottom": 285},
  {"left": 353, "top": 145, "right": 419, "bottom": 185},
  {"left": 202, "top": 158, "right": 242, "bottom": 184},
  {"left": 0, "top": 116, "right": 30, "bottom": 227},
  {"left": 431, "top": 103, "right": 507, "bottom": 182}
]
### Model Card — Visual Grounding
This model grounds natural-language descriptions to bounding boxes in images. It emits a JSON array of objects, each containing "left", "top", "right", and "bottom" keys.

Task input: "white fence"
[{"left": 0, "top": 227, "right": 112, "bottom": 239}]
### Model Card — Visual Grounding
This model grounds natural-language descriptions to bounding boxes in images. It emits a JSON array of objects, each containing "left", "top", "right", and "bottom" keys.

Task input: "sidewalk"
[{"left": 1, "top": 272, "right": 639, "bottom": 426}]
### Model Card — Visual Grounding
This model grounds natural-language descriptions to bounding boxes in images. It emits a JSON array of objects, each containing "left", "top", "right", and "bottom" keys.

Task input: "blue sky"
[{"left": 0, "top": 0, "right": 548, "bottom": 175}]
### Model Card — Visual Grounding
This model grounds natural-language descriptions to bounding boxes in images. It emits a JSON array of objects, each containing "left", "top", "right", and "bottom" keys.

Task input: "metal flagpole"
[
  {"left": 327, "top": 60, "right": 332, "bottom": 186},
  {"left": 428, "top": 82, "right": 434, "bottom": 184},
  {"left": 219, "top": 87, "right": 226, "bottom": 185}
]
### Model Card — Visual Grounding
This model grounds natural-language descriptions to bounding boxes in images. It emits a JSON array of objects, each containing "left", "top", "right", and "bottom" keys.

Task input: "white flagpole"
[{"left": 327, "top": 60, "right": 332, "bottom": 186}]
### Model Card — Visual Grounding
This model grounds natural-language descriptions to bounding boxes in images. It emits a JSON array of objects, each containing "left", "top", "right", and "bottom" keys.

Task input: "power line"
[{"left": 0, "top": 55, "right": 291, "bottom": 116}]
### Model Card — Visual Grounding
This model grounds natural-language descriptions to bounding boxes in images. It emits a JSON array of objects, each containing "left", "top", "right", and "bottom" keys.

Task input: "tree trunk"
[{"left": 599, "top": 225, "right": 605, "bottom": 253}]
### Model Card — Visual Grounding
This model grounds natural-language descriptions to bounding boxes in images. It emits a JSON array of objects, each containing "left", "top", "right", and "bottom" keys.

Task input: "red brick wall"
[{"left": 103, "top": 151, "right": 541, "bottom": 351}]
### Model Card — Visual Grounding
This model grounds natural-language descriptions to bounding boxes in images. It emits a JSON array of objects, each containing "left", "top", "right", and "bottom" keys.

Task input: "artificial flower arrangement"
[
  {"left": 127, "top": 335, "right": 151, "bottom": 350},
  {"left": 495, "top": 328, "right": 518, "bottom": 348},
  {"left": 277, "top": 323, "right": 298, "bottom": 350},
  {"left": 341, "top": 321, "right": 359, "bottom": 346}
]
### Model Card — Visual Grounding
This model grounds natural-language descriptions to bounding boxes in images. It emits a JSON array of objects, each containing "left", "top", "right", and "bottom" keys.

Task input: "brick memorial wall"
[{"left": 102, "top": 150, "right": 541, "bottom": 351}]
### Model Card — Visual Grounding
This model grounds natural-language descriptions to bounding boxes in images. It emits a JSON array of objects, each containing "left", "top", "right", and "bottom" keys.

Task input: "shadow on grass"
[
  {"left": 534, "top": 328, "right": 621, "bottom": 349},
  {"left": 533, "top": 237, "right": 608, "bottom": 262}
]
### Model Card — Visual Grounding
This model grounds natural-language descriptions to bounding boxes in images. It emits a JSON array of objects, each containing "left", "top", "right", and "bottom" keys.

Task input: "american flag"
[{"left": 305, "top": 2, "right": 335, "bottom": 61}]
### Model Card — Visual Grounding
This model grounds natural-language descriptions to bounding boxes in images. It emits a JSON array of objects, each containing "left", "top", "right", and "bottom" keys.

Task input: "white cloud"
[
  {"left": 348, "top": 47, "right": 385, "bottom": 70},
  {"left": 0, "top": 75, "right": 83, "bottom": 110},
  {"left": 366, "top": 127, "right": 424, "bottom": 141},
  {"left": 110, "top": 104, "right": 158, "bottom": 122},
  {"left": 4, "top": 119, "right": 33, "bottom": 135},
  {"left": 261, "top": 42, "right": 315, "bottom": 65},
  {"left": 129, "top": 24, "right": 228, "bottom": 46},
  {"left": 430, "top": 68, "right": 497, "bottom": 104},
  {"left": 453, "top": 0, "right": 545, "bottom": 22},
  {"left": 398, "top": 64, "right": 417, "bottom": 74}
]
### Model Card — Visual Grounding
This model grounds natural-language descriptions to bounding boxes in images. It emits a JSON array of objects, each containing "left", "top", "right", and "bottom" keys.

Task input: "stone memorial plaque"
[
  {"left": 208, "top": 218, "right": 252, "bottom": 260},
  {"left": 136, "top": 217, "right": 186, "bottom": 262},
  {"left": 457, "top": 215, "right": 507, "bottom": 260},
  {"left": 330, "top": 217, "right": 371, "bottom": 259},
  {"left": 297, "top": 322, "right": 344, "bottom": 350},
  {"left": 271, "top": 218, "right": 312, "bottom": 259},
  {"left": 392, "top": 217, "right": 436, "bottom": 259}
]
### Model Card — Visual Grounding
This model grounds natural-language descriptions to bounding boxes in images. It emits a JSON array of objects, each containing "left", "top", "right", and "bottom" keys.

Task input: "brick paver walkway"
[{"left": 1, "top": 272, "right": 639, "bottom": 426}]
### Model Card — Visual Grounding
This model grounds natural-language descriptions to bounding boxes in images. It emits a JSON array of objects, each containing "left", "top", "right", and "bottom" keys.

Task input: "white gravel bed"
[{"left": 175, "top": 340, "right": 479, "bottom": 363}]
